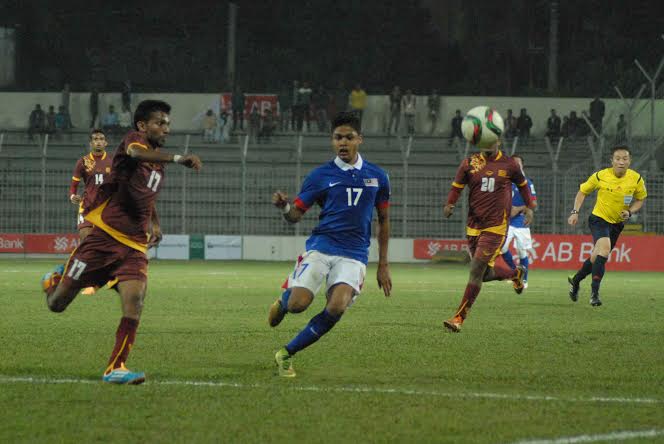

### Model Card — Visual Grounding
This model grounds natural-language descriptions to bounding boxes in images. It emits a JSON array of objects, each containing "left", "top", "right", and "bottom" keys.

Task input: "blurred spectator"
[
  {"left": 546, "top": 109, "right": 561, "bottom": 139},
  {"left": 427, "top": 89, "right": 441, "bottom": 135},
  {"left": 248, "top": 107, "right": 261, "bottom": 143},
  {"left": 616, "top": 114, "right": 627, "bottom": 144},
  {"left": 218, "top": 110, "right": 231, "bottom": 143},
  {"left": 89, "top": 88, "right": 99, "bottom": 128},
  {"left": 290, "top": 80, "right": 300, "bottom": 132},
  {"left": 578, "top": 111, "right": 591, "bottom": 137},
  {"left": 333, "top": 81, "right": 347, "bottom": 115},
  {"left": 118, "top": 105, "right": 132, "bottom": 132},
  {"left": 232, "top": 84, "right": 245, "bottom": 131},
  {"left": 326, "top": 91, "right": 337, "bottom": 128},
  {"left": 259, "top": 109, "right": 276, "bottom": 143},
  {"left": 45, "top": 105, "right": 57, "bottom": 135},
  {"left": 568, "top": 111, "right": 579, "bottom": 139},
  {"left": 402, "top": 89, "right": 417, "bottom": 135},
  {"left": 202, "top": 109, "right": 217, "bottom": 143},
  {"left": 349, "top": 83, "right": 367, "bottom": 126},
  {"left": 122, "top": 80, "right": 132, "bottom": 112},
  {"left": 313, "top": 85, "right": 328, "bottom": 132},
  {"left": 61, "top": 82, "right": 70, "bottom": 112},
  {"left": 102, "top": 105, "right": 120, "bottom": 133},
  {"left": 449, "top": 109, "right": 463, "bottom": 145},
  {"left": 504, "top": 109, "right": 518, "bottom": 139},
  {"left": 387, "top": 85, "right": 401, "bottom": 135},
  {"left": 589, "top": 96, "right": 605, "bottom": 133},
  {"left": 296, "top": 81, "right": 312, "bottom": 132},
  {"left": 28, "top": 104, "right": 46, "bottom": 139},
  {"left": 279, "top": 83, "right": 292, "bottom": 132},
  {"left": 55, "top": 105, "right": 73, "bottom": 134},
  {"left": 517, "top": 108, "right": 533, "bottom": 142},
  {"left": 560, "top": 116, "right": 570, "bottom": 138}
]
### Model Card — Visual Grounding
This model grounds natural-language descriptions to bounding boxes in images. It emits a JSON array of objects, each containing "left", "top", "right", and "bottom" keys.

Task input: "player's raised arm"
[
  {"left": 126, "top": 145, "right": 202, "bottom": 171},
  {"left": 273, "top": 190, "right": 305, "bottom": 224}
]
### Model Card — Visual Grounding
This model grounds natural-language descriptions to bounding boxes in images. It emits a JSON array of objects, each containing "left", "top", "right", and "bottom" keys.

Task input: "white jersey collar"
[{"left": 334, "top": 153, "right": 363, "bottom": 171}]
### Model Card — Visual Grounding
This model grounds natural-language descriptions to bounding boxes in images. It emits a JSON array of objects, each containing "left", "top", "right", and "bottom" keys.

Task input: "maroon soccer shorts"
[
  {"left": 467, "top": 231, "right": 505, "bottom": 267},
  {"left": 77, "top": 212, "right": 93, "bottom": 231},
  {"left": 61, "top": 227, "right": 148, "bottom": 289}
]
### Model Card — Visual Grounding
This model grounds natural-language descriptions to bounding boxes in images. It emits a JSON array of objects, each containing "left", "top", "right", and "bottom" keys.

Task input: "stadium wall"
[{"left": 2, "top": 92, "right": 663, "bottom": 136}]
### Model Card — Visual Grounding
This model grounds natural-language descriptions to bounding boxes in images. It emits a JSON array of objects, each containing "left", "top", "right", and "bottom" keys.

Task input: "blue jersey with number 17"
[
  {"left": 510, "top": 178, "right": 536, "bottom": 228},
  {"left": 293, "top": 155, "right": 390, "bottom": 264}
]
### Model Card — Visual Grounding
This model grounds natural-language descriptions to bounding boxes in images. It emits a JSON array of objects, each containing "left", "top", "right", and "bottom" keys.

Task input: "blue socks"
[
  {"left": 502, "top": 250, "right": 516, "bottom": 269},
  {"left": 285, "top": 309, "right": 341, "bottom": 355},
  {"left": 520, "top": 256, "right": 529, "bottom": 281},
  {"left": 280, "top": 288, "right": 291, "bottom": 311}
]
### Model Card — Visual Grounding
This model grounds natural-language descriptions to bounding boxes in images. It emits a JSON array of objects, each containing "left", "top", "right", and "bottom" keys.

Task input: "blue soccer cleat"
[
  {"left": 41, "top": 264, "right": 65, "bottom": 293},
  {"left": 102, "top": 363, "right": 146, "bottom": 385}
]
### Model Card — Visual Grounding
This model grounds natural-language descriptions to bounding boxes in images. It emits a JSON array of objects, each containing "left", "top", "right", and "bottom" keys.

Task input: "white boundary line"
[
  {"left": 508, "top": 428, "right": 664, "bottom": 444},
  {"left": 1, "top": 375, "right": 663, "bottom": 405}
]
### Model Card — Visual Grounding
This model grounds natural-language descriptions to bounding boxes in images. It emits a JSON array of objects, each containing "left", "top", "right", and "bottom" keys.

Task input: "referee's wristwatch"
[{"left": 570, "top": 209, "right": 579, "bottom": 215}]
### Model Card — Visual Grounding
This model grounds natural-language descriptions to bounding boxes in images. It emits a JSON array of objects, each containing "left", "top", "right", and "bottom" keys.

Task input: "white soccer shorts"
[
  {"left": 287, "top": 250, "right": 366, "bottom": 297},
  {"left": 501, "top": 226, "right": 533, "bottom": 257}
]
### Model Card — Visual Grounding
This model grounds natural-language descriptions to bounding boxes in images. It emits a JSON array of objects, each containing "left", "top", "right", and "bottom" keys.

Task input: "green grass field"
[{"left": 1, "top": 259, "right": 663, "bottom": 443}]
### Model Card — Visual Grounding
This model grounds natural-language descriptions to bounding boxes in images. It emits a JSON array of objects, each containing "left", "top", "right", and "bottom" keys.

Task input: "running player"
[
  {"left": 69, "top": 129, "right": 113, "bottom": 295},
  {"left": 567, "top": 146, "right": 647, "bottom": 306},
  {"left": 267, "top": 112, "right": 392, "bottom": 377},
  {"left": 443, "top": 141, "right": 535, "bottom": 332},
  {"left": 500, "top": 154, "right": 537, "bottom": 288},
  {"left": 41, "top": 100, "right": 202, "bottom": 384}
]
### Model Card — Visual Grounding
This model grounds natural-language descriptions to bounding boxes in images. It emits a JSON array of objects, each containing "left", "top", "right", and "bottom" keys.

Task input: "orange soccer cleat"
[{"left": 443, "top": 316, "right": 463, "bottom": 333}]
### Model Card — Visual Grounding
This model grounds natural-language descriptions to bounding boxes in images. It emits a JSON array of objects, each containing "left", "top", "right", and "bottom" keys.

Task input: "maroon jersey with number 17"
[
  {"left": 452, "top": 150, "right": 530, "bottom": 235},
  {"left": 85, "top": 131, "right": 165, "bottom": 253}
]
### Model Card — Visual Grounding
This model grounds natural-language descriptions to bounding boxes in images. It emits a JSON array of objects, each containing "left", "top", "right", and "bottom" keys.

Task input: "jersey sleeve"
[
  {"left": 579, "top": 172, "right": 600, "bottom": 195},
  {"left": 634, "top": 175, "right": 647, "bottom": 200},
  {"left": 72, "top": 158, "right": 84, "bottom": 182},
  {"left": 452, "top": 159, "right": 469, "bottom": 188},
  {"left": 509, "top": 159, "right": 528, "bottom": 188},
  {"left": 375, "top": 172, "right": 391, "bottom": 209},
  {"left": 528, "top": 179, "right": 537, "bottom": 201},
  {"left": 125, "top": 132, "right": 149, "bottom": 151},
  {"left": 293, "top": 172, "right": 322, "bottom": 212}
]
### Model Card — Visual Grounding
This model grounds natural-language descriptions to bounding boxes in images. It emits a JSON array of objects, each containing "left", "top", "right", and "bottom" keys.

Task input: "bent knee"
[{"left": 287, "top": 299, "right": 310, "bottom": 313}]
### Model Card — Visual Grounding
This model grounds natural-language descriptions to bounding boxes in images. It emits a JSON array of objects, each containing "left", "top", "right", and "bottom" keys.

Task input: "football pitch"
[{"left": 1, "top": 259, "right": 663, "bottom": 443}]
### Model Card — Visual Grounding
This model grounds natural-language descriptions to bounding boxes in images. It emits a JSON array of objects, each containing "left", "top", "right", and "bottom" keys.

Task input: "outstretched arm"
[
  {"left": 376, "top": 205, "right": 392, "bottom": 297},
  {"left": 127, "top": 145, "right": 202, "bottom": 171},
  {"left": 272, "top": 190, "right": 305, "bottom": 224}
]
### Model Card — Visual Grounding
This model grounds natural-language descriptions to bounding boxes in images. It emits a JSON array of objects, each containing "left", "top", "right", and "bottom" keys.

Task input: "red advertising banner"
[
  {"left": 414, "top": 235, "right": 664, "bottom": 271},
  {"left": 0, "top": 234, "right": 79, "bottom": 254},
  {"left": 220, "top": 93, "right": 279, "bottom": 116}
]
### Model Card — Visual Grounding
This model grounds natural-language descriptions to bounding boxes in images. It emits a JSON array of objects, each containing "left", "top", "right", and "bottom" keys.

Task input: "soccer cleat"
[
  {"left": 443, "top": 316, "right": 463, "bottom": 333},
  {"left": 512, "top": 265, "right": 526, "bottom": 294},
  {"left": 523, "top": 280, "right": 528, "bottom": 289},
  {"left": 82, "top": 287, "right": 96, "bottom": 295},
  {"left": 590, "top": 292, "right": 602, "bottom": 307},
  {"left": 41, "top": 264, "right": 64, "bottom": 294},
  {"left": 274, "top": 348, "right": 296, "bottom": 377},
  {"left": 102, "top": 363, "right": 146, "bottom": 385},
  {"left": 268, "top": 299, "right": 287, "bottom": 327},
  {"left": 568, "top": 276, "right": 579, "bottom": 302}
]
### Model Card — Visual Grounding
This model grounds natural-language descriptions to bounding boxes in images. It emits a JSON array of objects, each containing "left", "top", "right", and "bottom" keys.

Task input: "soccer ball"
[{"left": 461, "top": 106, "right": 504, "bottom": 149}]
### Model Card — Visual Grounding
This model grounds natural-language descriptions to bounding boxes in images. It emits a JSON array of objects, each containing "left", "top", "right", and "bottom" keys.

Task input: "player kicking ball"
[
  {"left": 41, "top": 100, "right": 202, "bottom": 385},
  {"left": 267, "top": 112, "right": 392, "bottom": 377}
]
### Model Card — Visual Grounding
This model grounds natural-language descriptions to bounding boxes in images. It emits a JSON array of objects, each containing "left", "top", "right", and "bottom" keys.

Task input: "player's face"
[
  {"left": 139, "top": 111, "right": 171, "bottom": 147},
  {"left": 611, "top": 149, "right": 630, "bottom": 176},
  {"left": 89, "top": 133, "right": 107, "bottom": 153},
  {"left": 481, "top": 139, "right": 500, "bottom": 156},
  {"left": 332, "top": 125, "right": 362, "bottom": 164}
]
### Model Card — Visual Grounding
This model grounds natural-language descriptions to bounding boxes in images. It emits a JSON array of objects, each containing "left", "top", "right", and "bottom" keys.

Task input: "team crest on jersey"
[
  {"left": 498, "top": 169, "right": 507, "bottom": 177},
  {"left": 364, "top": 178, "right": 379, "bottom": 187},
  {"left": 469, "top": 154, "right": 486, "bottom": 174},
  {"left": 83, "top": 156, "right": 96, "bottom": 173}
]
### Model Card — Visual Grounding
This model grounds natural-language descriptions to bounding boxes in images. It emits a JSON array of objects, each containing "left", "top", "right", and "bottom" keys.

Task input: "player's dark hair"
[
  {"left": 512, "top": 154, "right": 524, "bottom": 166},
  {"left": 612, "top": 145, "right": 631, "bottom": 156},
  {"left": 90, "top": 128, "right": 105, "bottom": 139},
  {"left": 133, "top": 100, "right": 171, "bottom": 130},
  {"left": 331, "top": 111, "right": 361, "bottom": 134}
]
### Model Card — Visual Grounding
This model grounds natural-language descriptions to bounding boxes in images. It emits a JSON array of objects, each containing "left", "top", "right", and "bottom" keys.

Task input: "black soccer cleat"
[
  {"left": 590, "top": 292, "right": 602, "bottom": 307},
  {"left": 567, "top": 276, "right": 579, "bottom": 302}
]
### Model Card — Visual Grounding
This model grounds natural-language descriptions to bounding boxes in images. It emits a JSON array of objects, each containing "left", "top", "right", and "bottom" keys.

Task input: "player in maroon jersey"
[
  {"left": 41, "top": 100, "right": 202, "bottom": 384},
  {"left": 69, "top": 129, "right": 113, "bottom": 295},
  {"left": 442, "top": 140, "right": 535, "bottom": 332}
]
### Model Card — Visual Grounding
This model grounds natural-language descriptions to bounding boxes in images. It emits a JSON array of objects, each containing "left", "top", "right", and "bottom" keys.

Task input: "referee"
[{"left": 567, "top": 146, "right": 647, "bottom": 306}]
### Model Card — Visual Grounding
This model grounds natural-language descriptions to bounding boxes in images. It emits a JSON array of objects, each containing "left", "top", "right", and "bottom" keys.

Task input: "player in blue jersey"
[
  {"left": 500, "top": 155, "right": 537, "bottom": 288},
  {"left": 267, "top": 112, "right": 392, "bottom": 377}
]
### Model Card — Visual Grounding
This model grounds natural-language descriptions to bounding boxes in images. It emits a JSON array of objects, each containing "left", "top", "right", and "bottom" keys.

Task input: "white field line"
[
  {"left": 507, "top": 428, "right": 664, "bottom": 444},
  {"left": 0, "top": 375, "right": 663, "bottom": 405}
]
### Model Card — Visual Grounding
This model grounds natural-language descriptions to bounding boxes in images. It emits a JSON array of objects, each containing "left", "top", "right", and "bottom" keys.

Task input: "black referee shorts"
[{"left": 588, "top": 214, "right": 624, "bottom": 250}]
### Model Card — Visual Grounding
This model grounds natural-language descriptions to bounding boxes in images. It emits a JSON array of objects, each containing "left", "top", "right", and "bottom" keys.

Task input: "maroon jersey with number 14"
[
  {"left": 71, "top": 152, "right": 114, "bottom": 217},
  {"left": 452, "top": 150, "right": 531, "bottom": 236},
  {"left": 85, "top": 131, "right": 165, "bottom": 253}
]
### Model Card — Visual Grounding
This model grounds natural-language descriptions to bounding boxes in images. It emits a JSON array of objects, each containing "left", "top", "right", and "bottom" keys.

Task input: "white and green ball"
[{"left": 461, "top": 106, "right": 504, "bottom": 149}]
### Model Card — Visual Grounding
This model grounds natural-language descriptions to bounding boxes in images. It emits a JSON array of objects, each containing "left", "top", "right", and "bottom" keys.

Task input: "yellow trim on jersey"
[
  {"left": 488, "top": 234, "right": 506, "bottom": 267},
  {"left": 517, "top": 180, "right": 528, "bottom": 187},
  {"left": 72, "top": 176, "right": 81, "bottom": 181},
  {"left": 128, "top": 142, "right": 148, "bottom": 150},
  {"left": 579, "top": 168, "right": 647, "bottom": 224},
  {"left": 452, "top": 182, "right": 465, "bottom": 189},
  {"left": 89, "top": 151, "right": 107, "bottom": 160},
  {"left": 495, "top": 150, "right": 503, "bottom": 160},
  {"left": 78, "top": 202, "right": 84, "bottom": 214},
  {"left": 84, "top": 199, "right": 148, "bottom": 254},
  {"left": 466, "top": 211, "right": 508, "bottom": 236}
]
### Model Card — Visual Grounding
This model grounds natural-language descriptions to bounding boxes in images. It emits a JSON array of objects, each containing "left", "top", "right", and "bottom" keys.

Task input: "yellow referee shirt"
[{"left": 579, "top": 168, "right": 647, "bottom": 224}]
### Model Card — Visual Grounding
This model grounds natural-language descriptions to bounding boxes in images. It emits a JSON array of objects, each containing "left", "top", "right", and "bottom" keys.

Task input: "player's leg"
[
  {"left": 78, "top": 220, "right": 97, "bottom": 295},
  {"left": 569, "top": 215, "right": 609, "bottom": 302},
  {"left": 587, "top": 223, "right": 622, "bottom": 307},
  {"left": 500, "top": 227, "right": 517, "bottom": 269},
  {"left": 480, "top": 233, "right": 525, "bottom": 293},
  {"left": 515, "top": 228, "right": 532, "bottom": 287}
]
